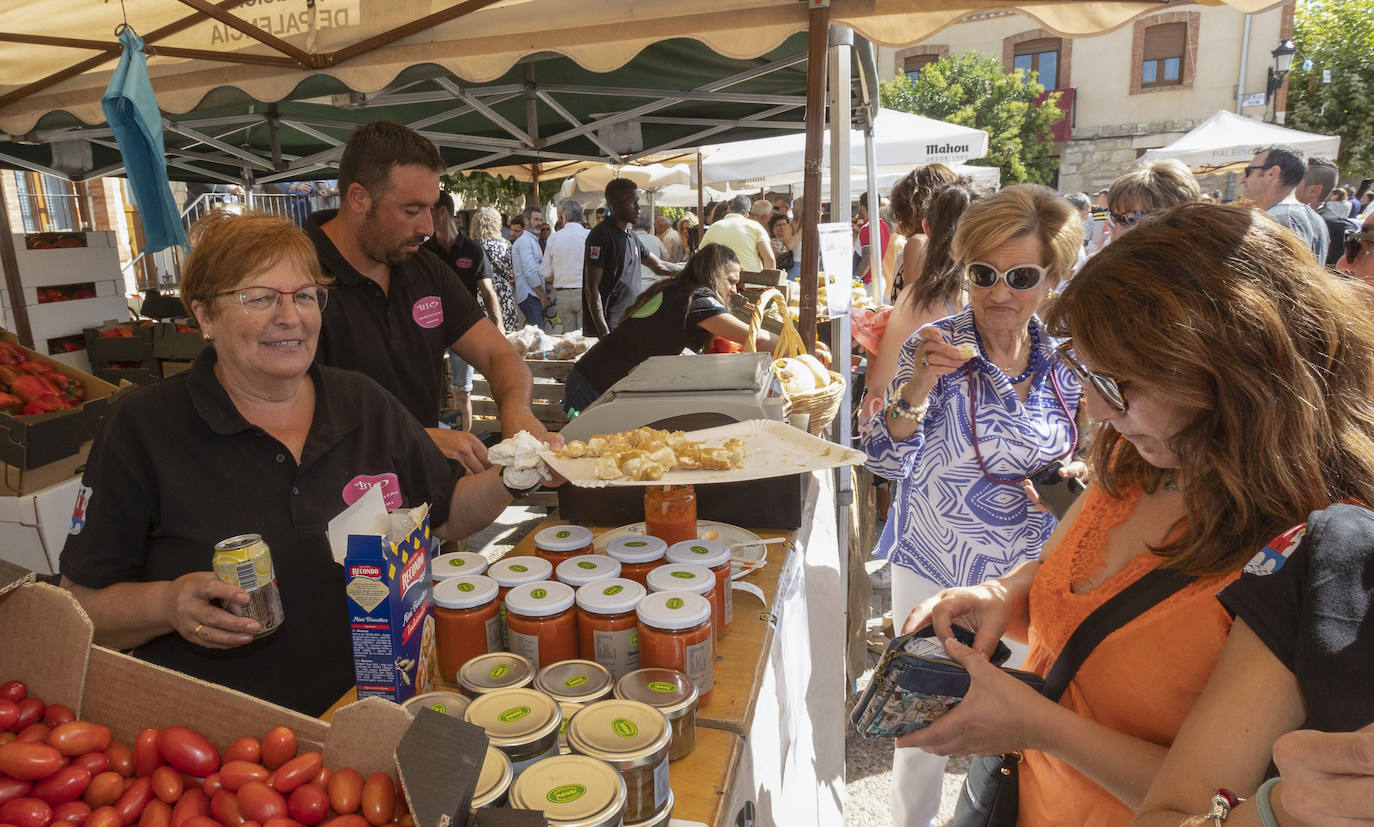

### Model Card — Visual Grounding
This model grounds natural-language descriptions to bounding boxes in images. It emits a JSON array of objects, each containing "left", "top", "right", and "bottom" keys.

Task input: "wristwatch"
[{"left": 502, "top": 475, "right": 541, "bottom": 499}]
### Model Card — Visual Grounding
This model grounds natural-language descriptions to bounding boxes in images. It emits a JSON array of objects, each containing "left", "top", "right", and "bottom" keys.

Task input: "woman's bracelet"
[
  {"left": 1255, "top": 776, "right": 1282, "bottom": 827},
  {"left": 887, "top": 382, "right": 929, "bottom": 423}
]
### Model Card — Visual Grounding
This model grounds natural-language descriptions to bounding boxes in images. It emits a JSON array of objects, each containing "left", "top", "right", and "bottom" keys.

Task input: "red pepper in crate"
[
  {"left": 98, "top": 328, "right": 135, "bottom": 339},
  {"left": 0, "top": 365, "right": 22, "bottom": 387},
  {"left": 0, "top": 392, "right": 22, "bottom": 415},
  {"left": 16, "top": 361, "right": 55, "bottom": 377},
  {"left": 0, "top": 343, "right": 25, "bottom": 365},
  {"left": 10, "top": 375, "right": 59, "bottom": 404},
  {"left": 21, "top": 396, "right": 67, "bottom": 415},
  {"left": 705, "top": 336, "right": 742, "bottom": 354}
]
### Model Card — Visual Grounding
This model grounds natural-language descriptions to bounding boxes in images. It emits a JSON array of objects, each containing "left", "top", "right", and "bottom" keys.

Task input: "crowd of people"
[{"left": 55, "top": 116, "right": 1374, "bottom": 825}]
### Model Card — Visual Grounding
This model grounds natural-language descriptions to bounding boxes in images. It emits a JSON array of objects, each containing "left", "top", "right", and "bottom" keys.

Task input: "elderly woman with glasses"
[
  {"left": 897, "top": 203, "right": 1374, "bottom": 826},
  {"left": 860, "top": 184, "right": 1084, "bottom": 826},
  {"left": 58, "top": 212, "right": 514, "bottom": 716}
]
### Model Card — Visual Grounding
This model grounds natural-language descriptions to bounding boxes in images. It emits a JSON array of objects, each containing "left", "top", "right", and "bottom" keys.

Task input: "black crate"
[{"left": 83, "top": 323, "right": 155, "bottom": 362}]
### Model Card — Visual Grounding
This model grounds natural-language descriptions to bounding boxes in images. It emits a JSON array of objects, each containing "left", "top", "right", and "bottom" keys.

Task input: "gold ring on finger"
[{"left": 193, "top": 623, "right": 204, "bottom": 636}]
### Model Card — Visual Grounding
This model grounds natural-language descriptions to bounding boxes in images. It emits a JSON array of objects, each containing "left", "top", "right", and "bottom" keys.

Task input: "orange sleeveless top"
[{"left": 1018, "top": 485, "right": 1239, "bottom": 826}]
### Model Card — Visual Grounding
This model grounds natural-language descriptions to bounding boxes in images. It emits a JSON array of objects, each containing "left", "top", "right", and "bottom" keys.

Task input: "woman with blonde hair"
[
  {"left": 470, "top": 205, "right": 522, "bottom": 331},
  {"left": 1103, "top": 158, "right": 1200, "bottom": 240},
  {"left": 901, "top": 203, "right": 1374, "bottom": 825},
  {"left": 861, "top": 184, "right": 1083, "bottom": 826},
  {"left": 886, "top": 163, "right": 960, "bottom": 301}
]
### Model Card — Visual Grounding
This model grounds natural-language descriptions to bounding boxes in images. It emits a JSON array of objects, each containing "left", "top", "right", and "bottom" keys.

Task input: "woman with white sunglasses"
[{"left": 860, "top": 183, "right": 1084, "bottom": 826}]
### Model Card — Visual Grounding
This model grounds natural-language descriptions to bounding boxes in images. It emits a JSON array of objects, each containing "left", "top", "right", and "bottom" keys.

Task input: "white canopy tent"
[{"left": 1139, "top": 109, "right": 1341, "bottom": 174}]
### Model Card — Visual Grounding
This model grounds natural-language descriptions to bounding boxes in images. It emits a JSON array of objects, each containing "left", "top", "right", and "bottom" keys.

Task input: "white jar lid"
[
  {"left": 505, "top": 580, "right": 576, "bottom": 617},
  {"left": 604, "top": 535, "right": 668, "bottom": 564},
  {"left": 575, "top": 578, "right": 648, "bottom": 615},
  {"left": 489, "top": 556, "right": 554, "bottom": 587},
  {"left": 555, "top": 555, "right": 622, "bottom": 587},
  {"left": 433, "top": 575, "right": 499, "bottom": 610},
  {"left": 635, "top": 590, "right": 711, "bottom": 630},
  {"left": 432, "top": 551, "right": 488, "bottom": 579},
  {"left": 644, "top": 563, "right": 714, "bottom": 596},
  {"left": 535, "top": 524, "right": 596, "bottom": 552},
  {"left": 665, "top": 539, "right": 730, "bottom": 569}
]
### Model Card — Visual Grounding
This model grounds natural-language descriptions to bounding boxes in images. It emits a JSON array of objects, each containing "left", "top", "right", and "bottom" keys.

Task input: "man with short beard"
[{"left": 307, "top": 121, "right": 556, "bottom": 470}]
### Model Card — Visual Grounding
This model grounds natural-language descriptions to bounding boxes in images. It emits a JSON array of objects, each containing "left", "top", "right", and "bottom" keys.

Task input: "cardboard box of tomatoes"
[
  {"left": 82, "top": 322, "right": 156, "bottom": 364},
  {"left": 0, "top": 331, "right": 128, "bottom": 471},
  {"left": 0, "top": 560, "right": 538, "bottom": 827},
  {"left": 151, "top": 323, "right": 206, "bottom": 362}
]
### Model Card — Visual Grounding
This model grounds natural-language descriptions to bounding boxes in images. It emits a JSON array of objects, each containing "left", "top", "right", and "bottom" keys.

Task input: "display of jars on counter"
[
  {"left": 434, "top": 575, "right": 503, "bottom": 682},
  {"left": 458, "top": 651, "right": 536, "bottom": 696},
  {"left": 643, "top": 485, "right": 697, "bottom": 546},
  {"left": 534, "top": 524, "right": 596, "bottom": 565},
  {"left": 666, "top": 539, "right": 733, "bottom": 639},
  {"left": 645, "top": 563, "right": 718, "bottom": 652},
  {"left": 566, "top": 699, "right": 673, "bottom": 824},
  {"left": 614, "top": 668, "right": 699, "bottom": 762},
  {"left": 604, "top": 535, "right": 668, "bottom": 587},
  {"left": 509, "top": 754, "right": 627, "bottom": 827},
  {"left": 555, "top": 554, "right": 622, "bottom": 588},
  {"left": 505, "top": 580, "right": 580, "bottom": 668},
  {"left": 465, "top": 687, "right": 563, "bottom": 775},
  {"left": 636, "top": 591, "right": 714, "bottom": 707},
  {"left": 575, "top": 577, "right": 648, "bottom": 679}
]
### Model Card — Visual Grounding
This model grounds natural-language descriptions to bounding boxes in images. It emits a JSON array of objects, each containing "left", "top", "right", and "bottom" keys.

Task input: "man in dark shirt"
[
  {"left": 582, "top": 178, "right": 682, "bottom": 337},
  {"left": 309, "top": 121, "right": 557, "bottom": 467}
]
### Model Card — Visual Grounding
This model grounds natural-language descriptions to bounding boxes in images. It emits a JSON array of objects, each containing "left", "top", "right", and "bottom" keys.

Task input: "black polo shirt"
[
  {"left": 422, "top": 231, "right": 493, "bottom": 298},
  {"left": 307, "top": 210, "right": 485, "bottom": 426},
  {"left": 59, "top": 348, "right": 463, "bottom": 716},
  {"left": 582, "top": 220, "right": 645, "bottom": 335}
]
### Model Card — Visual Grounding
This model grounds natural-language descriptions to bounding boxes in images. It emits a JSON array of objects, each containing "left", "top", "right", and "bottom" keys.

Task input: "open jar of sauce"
[
  {"left": 465, "top": 688, "right": 563, "bottom": 775},
  {"left": 566, "top": 700, "right": 672, "bottom": 824},
  {"left": 509, "top": 755, "right": 626, "bottom": 827},
  {"left": 575, "top": 578, "right": 648, "bottom": 679},
  {"left": 614, "top": 668, "right": 698, "bottom": 762},
  {"left": 458, "top": 651, "right": 535, "bottom": 697},
  {"left": 645, "top": 563, "right": 718, "bottom": 653},
  {"left": 604, "top": 535, "right": 668, "bottom": 587},
  {"left": 555, "top": 554, "right": 622, "bottom": 589},
  {"left": 432, "top": 551, "right": 488, "bottom": 582},
  {"left": 635, "top": 591, "right": 714, "bottom": 707},
  {"left": 489, "top": 556, "right": 554, "bottom": 643},
  {"left": 666, "top": 539, "right": 732, "bottom": 639},
  {"left": 505, "top": 580, "right": 579, "bottom": 669},
  {"left": 643, "top": 485, "right": 697, "bottom": 546},
  {"left": 470, "top": 746, "right": 513, "bottom": 809},
  {"left": 534, "top": 524, "right": 596, "bottom": 566},
  {"left": 433, "top": 575, "right": 503, "bottom": 682}
]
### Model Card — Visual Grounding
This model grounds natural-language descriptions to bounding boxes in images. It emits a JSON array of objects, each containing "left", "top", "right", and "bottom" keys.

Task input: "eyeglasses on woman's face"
[
  {"left": 216, "top": 285, "right": 329, "bottom": 314},
  {"left": 965, "top": 262, "right": 1048, "bottom": 291},
  {"left": 1055, "top": 342, "right": 1129, "bottom": 413},
  {"left": 1109, "top": 209, "right": 1147, "bottom": 228}
]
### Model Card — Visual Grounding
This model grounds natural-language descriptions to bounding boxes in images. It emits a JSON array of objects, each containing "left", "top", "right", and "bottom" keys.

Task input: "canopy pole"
[
  {"left": 798, "top": 2, "right": 831, "bottom": 348},
  {"left": 0, "top": 182, "right": 35, "bottom": 347},
  {"left": 696, "top": 154, "right": 704, "bottom": 253},
  {"left": 864, "top": 121, "right": 880, "bottom": 304}
]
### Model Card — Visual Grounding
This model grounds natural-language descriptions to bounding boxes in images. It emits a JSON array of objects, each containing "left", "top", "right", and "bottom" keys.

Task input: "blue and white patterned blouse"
[{"left": 861, "top": 306, "right": 1081, "bottom": 589}]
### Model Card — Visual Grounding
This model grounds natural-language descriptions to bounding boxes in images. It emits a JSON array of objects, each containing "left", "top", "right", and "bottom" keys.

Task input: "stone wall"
[{"left": 1057, "top": 118, "right": 1203, "bottom": 194}]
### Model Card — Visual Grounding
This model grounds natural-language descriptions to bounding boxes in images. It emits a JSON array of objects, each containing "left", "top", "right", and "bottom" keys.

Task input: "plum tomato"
[
  {"left": 169, "top": 790, "right": 209, "bottom": 827},
  {"left": 0, "top": 777, "right": 33, "bottom": 806},
  {"left": 236, "top": 783, "right": 285, "bottom": 824},
  {"left": 0, "top": 742, "right": 63, "bottom": 780},
  {"left": 15, "top": 725, "right": 49, "bottom": 745},
  {"left": 258, "top": 729, "right": 295, "bottom": 772},
  {"left": 325, "top": 770, "right": 361, "bottom": 816},
  {"left": 39, "top": 708, "right": 74, "bottom": 729},
  {"left": 47, "top": 723, "right": 111, "bottom": 758},
  {"left": 268, "top": 754, "right": 321, "bottom": 796},
  {"left": 30, "top": 767, "right": 91, "bottom": 806},
  {"left": 133, "top": 731, "right": 162, "bottom": 779},
  {"left": 73, "top": 753, "right": 110, "bottom": 777},
  {"left": 199, "top": 775, "right": 221, "bottom": 799},
  {"left": 82, "top": 773, "right": 124, "bottom": 809},
  {"left": 284, "top": 785, "right": 325, "bottom": 827},
  {"left": 263, "top": 819, "right": 302, "bottom": 827},
  {"left": 13, "top": 701, "right": 45, "bottom": 732},
  {"left": 137, "top": 799, "right": 170, "bottom": 827},
  {"left": 112, "top": 777, "right": 152, "bottom": 825},
  {"left": 0, "top": 700, "right": 20, "bottom": 731},
  {"left": 155, "top": 729, "right": 218, "bottom": 778},
  {"left": 209, "top": 791, "right": 245, "bottom": 827},
  {"left": 358, "top": 775, "right": 393, "bottom": 827},
  {"left": 0, "top": 796, "right": 53, "bottom": 827},
  {"left": 86, "top": 806, "right": 124, "bottom": 827},
  {"left": 319, "top": 816, "right": 368, "bottom": 827},
  {"left": 308, "top": 768, "right": 329, "bottom": 791},
  {"left": 51, "top": 801, "right": 90, "bottom": 826},
  {"left": 221, "top": 739, "right": 260, "bottom": 767},
  {"left": 0, "top": 682, "right": 25, "bottom": 705},
  {"left": 104, "top": 744, "right": 134, "bottom": 779},
  {"left": 218, "top": 763, "right": 269, "bottom": 794},
  {"left": 149, "top": 768, "right": 182, "bottom": 805}
]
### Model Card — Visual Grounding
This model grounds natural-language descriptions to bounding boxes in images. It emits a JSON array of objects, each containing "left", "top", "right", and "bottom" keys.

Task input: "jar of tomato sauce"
[
  {"left": 604, "top": 536, "right": 667, "bottom": 587},
  {"left": 489, "top": 556, "right": 554, "bottom": 644},
  {"left": 534, "top": 525, "right": 596, "bottom": 566},
  {"left": 666, "top": 539, "right": 732, "bottom": 639},
  {"left": 635, "top": 591, "right": 714, "bottom": 707},
  {"left": 555, "top": 554, "right": 622, "bottom": 589},
  {"left": 575, "top": 578, "right": 648, "bottom": 679},
  {"left": 433, "top": 575, "right": 503, "bottom": 682},
  {"left": 645, "top": 563, "right": 718, "bottom": 653},
  {"left": 432, "top": 551, "right": 488, "bottom": 583},
  {"left": 505, "top": 580, "right": 579, "bottom": 669},
  {"left": 643, "top": 485, "right": 697, "bottom": 546}
]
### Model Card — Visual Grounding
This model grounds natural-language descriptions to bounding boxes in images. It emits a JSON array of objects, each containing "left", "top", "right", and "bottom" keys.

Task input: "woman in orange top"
[{"left": 897, "top": 203, "right": 1374, "bottom": 825}]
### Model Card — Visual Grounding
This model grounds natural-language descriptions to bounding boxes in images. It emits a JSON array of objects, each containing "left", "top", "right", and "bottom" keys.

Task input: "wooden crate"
[{"left": 469, "top": 358, "right": 573, "bottom": 437}]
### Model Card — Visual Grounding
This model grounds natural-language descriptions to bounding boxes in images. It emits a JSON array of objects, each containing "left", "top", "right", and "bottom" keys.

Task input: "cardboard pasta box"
[{"left": 0, "top": 560, "right": 526, "bottom": 827}]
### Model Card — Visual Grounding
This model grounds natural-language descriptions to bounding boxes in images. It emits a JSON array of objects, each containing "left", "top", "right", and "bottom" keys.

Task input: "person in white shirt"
[
  {"left": 541, "top": 199, "right": 590, "bottom": 332},
  {"left": 512, "top": 205, "right": 550, "bottom": 328},
  {"left": 635, "top": 214, "right": 668, "bottom": 293},
  {"left": 699, "top": 195, "right": 774, "bottom": 271},
  {"left": 1242, "top": 145, "right": 1329, "bottom": 262},
  {"left": 656, "top": 215, "right": 685, "bottom": 263}
]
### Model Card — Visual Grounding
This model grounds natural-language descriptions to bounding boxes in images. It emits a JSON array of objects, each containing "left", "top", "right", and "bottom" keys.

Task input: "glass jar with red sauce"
[
  {"left": 635, "top": 590, "right": 714, "bottom": 707},
  {"left": 643, "top": 485, "right": 697, "bottom": 546},
  {"left": 666, "top": 539, "right": 732, "bottom": 640},
  {"left": 434, "top": 574, "right": 503, "bottom": 682},
  {"left": 432, "top": 551, "right": 488, "bottom": 584},
  {"left": 645, "top": 563, "right": 718, "bottom": 653},
  {"left": 575, "top": 577, "right": 648, "bottom": 678},
  {"left": 604, "top": 535, "right": 668, "bottom": 587},
  {"left": 555, "top": 554, "right": 622, "bottom": 589},
  {"left": 533, "top": 524, "right": 596, "bottom": 566},
  {"left": 489, "top": 556, "right": 554, "bottom": 644},
  {"left": 504, "top": 580, "right": 579, "bottom": 669}
]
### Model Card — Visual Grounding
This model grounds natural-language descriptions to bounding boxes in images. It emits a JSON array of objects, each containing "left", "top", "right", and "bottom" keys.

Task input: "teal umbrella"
[{"left": 101, "top": 26, "right": 188, "bottom": 252}]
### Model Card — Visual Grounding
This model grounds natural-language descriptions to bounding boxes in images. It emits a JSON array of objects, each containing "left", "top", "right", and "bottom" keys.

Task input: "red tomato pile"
[
  {"left": 0, "top": 681, "right": 407, "bottom": 827},
  {"left": 0, "top": 345, "right": 85, "bottom": 416}
]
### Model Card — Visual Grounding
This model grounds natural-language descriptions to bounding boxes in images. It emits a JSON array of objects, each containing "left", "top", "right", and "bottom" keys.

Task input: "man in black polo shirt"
[
  {"left": 583, "top": 178, "right": 682, "bottom": 338},
  {"left": 307, "top": 122, "right": 556, "bottom": 466}
]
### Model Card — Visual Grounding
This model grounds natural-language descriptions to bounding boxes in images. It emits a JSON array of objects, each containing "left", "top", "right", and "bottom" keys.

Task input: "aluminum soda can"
[{"left": 212, "top": 533, "right": 284, "bottom": 637}]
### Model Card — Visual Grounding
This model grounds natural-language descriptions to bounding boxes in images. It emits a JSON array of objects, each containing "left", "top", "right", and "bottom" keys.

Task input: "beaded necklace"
[{"left": 972, "top": 316, "right": 1042, "bottom": 385}]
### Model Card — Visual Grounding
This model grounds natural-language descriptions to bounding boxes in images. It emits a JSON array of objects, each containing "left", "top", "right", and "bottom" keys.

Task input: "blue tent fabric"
[{"left": 101, "top": 27, "right": 188, "bottom": 253}]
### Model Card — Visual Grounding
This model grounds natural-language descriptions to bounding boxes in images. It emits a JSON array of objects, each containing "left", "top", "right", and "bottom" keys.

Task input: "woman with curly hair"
[{"left": 470, "top": 206, "right": 523, "bottom": 331}]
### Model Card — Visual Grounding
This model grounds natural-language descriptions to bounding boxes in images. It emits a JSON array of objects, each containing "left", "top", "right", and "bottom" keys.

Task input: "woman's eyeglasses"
[
  {"left": 1054, "top": 342, "right": 1128, "bottom": 413},
  {"left": 216, "top": 285, "right": 329, "bottom": 314},
  {"left": 1345, "top": 231, "right": 1373, "bottom": 263},
  {"left": 965, "top": 262, "right": 1048, "bottom": 291},
  {"left": 1109, "top": 209, "right": 1147, "bottom": 228}
]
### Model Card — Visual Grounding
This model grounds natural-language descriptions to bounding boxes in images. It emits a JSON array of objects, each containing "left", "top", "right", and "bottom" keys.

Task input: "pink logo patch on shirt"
[
  {"left": 343, "top": 473, "right": 402, "bottom": 510},
  {"left": 455, "top": 257, "right": 474, "bottom": 269},
  {"left": 412, "top": 296, "right": 444, "bottom": 329}
]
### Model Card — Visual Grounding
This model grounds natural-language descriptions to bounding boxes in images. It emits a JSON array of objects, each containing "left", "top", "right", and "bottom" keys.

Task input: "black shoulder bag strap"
[{"left": 954, "top": 564, "right": 1197, "bottom": 827}]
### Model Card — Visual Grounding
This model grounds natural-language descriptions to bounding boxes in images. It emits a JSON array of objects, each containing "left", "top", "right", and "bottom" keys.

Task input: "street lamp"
[{"left": 1265, "top": 39, "right": 1297, "bottom": 103}]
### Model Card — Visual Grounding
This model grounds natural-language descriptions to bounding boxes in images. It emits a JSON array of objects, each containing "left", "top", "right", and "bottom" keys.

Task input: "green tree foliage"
[
  {"left": 440, "top": 171, "right": 566, "bottom": 216},
  {"left": 1287, "top": 0, "right": 1374, "bottom": 176},
  {"left": 879, "top": 51, "right": 1064, "bottom": 185}
]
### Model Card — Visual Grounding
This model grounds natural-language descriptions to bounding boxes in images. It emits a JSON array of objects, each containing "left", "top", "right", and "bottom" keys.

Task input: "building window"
[
  {"left": 1013, "top": 37, "right": 1059, "bottom": 90},
  {"left": 1141, "top": 22, "right": 1185, "bottom": 88},
  {"left": 903, "top": 54, "right": 939, "bottom": 83},
  {"left": 11, "top": 172, "right": 76, "bottom": 233}
]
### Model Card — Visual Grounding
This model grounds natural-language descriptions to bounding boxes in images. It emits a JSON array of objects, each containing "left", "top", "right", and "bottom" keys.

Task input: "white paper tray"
[{"left": 541, "top": 419, "right": 865, "bottom": 488}]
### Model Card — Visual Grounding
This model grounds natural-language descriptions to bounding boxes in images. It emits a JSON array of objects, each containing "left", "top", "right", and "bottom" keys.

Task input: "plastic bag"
[{"left": 850, "top": 305, "right": 892, "bottom": 354}]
